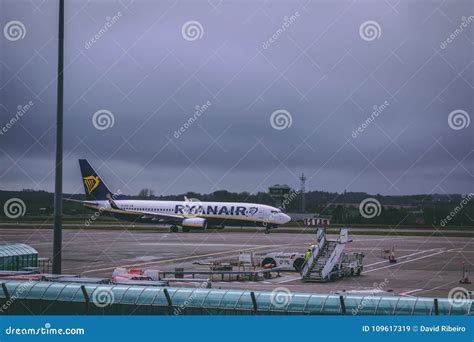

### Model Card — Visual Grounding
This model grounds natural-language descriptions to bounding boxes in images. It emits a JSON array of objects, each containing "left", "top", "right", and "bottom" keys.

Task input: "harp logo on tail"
[{"left": 83, "top": 176, "right": 100, "bottom": 194}]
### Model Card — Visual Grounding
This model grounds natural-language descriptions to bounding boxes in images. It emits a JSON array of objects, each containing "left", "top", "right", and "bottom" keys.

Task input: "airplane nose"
[{"left": 277, "top": 213, "right": 291, "bottom": 224}]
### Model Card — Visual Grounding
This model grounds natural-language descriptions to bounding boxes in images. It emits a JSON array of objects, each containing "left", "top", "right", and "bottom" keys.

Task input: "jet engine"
[{"left": 182, "top": 217, "right": 208, "bottom": 229}]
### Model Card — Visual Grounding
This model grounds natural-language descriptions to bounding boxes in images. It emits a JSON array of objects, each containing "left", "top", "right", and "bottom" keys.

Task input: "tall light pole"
[{"left": 52, "top": 0, "right": 64, "bottom": 274}]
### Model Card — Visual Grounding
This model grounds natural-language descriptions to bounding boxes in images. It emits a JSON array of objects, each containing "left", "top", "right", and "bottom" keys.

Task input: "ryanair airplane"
[{"left": 75, "top": 159, "right": 291, "bottom": 233}]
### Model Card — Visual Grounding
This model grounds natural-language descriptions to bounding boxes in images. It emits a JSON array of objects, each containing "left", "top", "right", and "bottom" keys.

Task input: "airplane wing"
[
  {"left": 66, "top": 197, "right": 185, "bottom": 223},
  {"left": 81, "top": 202, "right": 185, "bottom": 223},
  {"left": 63, "top": 198, "right": 94, "bottom": 204},
  {"left": 107, "top": 196, "right": 184, "bottom": 221},
  {"left": 64, "top": 197, "right": 191, "bottom": 223},
  {"left": 127, "top": 209, "right": 184, "bottom": 221}
]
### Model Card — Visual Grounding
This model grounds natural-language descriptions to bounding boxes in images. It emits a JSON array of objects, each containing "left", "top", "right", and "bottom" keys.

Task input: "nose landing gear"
[{"left": 264, "top": 225, "right": 277, "bottom": 234}]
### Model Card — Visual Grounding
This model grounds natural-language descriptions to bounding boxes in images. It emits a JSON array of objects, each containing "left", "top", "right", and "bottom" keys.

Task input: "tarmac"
[{"left": 0, "top": 227, "right": 472, "bottom": 298}]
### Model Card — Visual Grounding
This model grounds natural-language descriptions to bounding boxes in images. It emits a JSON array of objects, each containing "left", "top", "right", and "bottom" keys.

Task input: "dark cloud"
[{"left": 1, "top": 0, "right": 472, "bottom": 196}]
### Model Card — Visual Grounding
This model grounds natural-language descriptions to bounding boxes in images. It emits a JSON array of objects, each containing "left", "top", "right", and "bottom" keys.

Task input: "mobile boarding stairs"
[{"left": 301, "top": 228, "right": 364, "bottom": 282}]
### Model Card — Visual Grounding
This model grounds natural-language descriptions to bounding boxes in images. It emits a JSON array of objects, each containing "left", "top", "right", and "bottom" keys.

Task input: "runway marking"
[
  {"left": 277, "top": 276, "right": 302, "bottom": 284},
  {"left": 81, "top": 244, "right": 294, "bottom": 275},
  {"left": 399, "top": 289, "right": 423, "bottom": 296},
  {"left": 409, "top": 280, "right": 460, "bottom": 296},
  {"left": 363, "top": 249, "right": 448, "bottom": 273},
  {"left": 364, "top": 248, "right": 443, "bottom": 267},
  {"left": 353, "top": 237, "right": 416, "bottom": 242},
  {"left": 139, "top": 243, "right": 263, "bottom": 248}
]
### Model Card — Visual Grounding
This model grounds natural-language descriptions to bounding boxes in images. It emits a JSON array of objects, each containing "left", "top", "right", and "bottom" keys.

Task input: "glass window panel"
[
  {"left": 321, "top": 296, "right": 341, "bottom": 314},
  {"left": 220, "top": 290, "right": 243, "bottom": 308},
  {"left": 304, "top": 295, "right": 326, "bottom": 314},
  {"left": 287, "top": 294, "right": 309, "bottom": 312}
]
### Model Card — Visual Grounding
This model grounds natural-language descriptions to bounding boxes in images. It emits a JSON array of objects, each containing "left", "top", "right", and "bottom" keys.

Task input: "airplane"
[{"left": 73, "top": 159, "right": 291, "bottom": 233}]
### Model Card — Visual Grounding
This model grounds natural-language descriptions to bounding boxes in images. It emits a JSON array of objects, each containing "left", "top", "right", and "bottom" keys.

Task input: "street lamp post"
[{"left": 52, "top": 0, "right": 64, "bottom": 274}]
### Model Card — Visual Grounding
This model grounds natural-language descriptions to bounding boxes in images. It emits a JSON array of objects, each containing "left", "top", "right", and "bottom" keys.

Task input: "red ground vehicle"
[{"left": 111, "top": 268, "right": 159, "bottom": 284}]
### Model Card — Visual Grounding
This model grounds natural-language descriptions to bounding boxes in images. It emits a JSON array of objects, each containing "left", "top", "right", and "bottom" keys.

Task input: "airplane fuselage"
[{"left": 85, "top": 200, "right": 291, "bottom": 228}]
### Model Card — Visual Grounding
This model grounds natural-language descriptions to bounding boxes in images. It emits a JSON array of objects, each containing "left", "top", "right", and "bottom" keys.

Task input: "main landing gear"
[{"left": 169, "top": 225, "right": 190, "bottom": 233}]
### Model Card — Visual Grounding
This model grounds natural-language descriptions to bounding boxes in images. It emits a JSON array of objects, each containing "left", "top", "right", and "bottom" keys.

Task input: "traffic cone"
[
  {"left": 460, "top": 262, "right": 471, "bottom": 284},
  {"left": 389, "top": 247, "right": 397, "bottom": 263}
]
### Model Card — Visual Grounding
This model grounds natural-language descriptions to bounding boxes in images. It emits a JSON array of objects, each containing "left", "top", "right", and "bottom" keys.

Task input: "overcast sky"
[{"left": 0, "top": 0, "right": 473, "bottom": 196}]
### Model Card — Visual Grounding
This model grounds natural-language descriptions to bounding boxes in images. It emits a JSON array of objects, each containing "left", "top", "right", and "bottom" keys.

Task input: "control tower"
[
  {"left": 268, "top": 184, "right": 291, "bottom": 208},
  {"left": 300, "top": 173, "right": 306, "bottom": 213}
]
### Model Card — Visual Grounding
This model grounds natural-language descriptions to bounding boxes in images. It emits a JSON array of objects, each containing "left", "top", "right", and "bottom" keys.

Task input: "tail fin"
[{"left": 79, "top": 159, "right": 114, "bottom": 201}]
